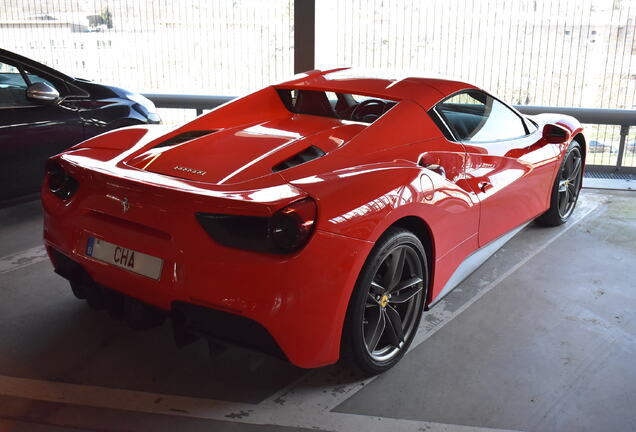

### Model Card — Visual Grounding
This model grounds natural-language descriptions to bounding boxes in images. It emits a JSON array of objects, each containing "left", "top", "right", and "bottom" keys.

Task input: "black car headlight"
[
  {"left": 128, "top": 92, "right": 161, "bottom": 123},
  {"left": 46, "top": 160, "right": 78, "bottom": 200},
  {"left": 196, "top": 198, "right": 317, "bottom": 254},
  {"left": 132, "top": 103, "right": 161, "bottom": 123}
]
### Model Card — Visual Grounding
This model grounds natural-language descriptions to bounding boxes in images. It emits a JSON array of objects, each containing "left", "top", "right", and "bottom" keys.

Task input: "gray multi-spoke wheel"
[
  {"left": 341, "top": 227, "right": 428, "bottom": 374},
  {"left": 557, "top": 146, "right": 582, "bottom": 219},
  {"left": 364, "top": 245, "right": 424, "bottom": 361},
  {"left": 537, "top": 140, "right": 584, "bottom": 226}
]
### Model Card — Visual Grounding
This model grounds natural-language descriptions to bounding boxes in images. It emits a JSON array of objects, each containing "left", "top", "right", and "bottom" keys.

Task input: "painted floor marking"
[
  {"left": 0, "top": 194, "right": 603, "bottom": 431},
  {"left": 0, "top": 245, "right": 47, "bottom": 275},
  {"left": 0, "top": 375, "right": 516, "bottom": 432},
  {"left": 260, "top": 194, "right": 603, "bottom": 413},
  {"left": 409, "top": 194, "right": 602, "bottom": 349}
]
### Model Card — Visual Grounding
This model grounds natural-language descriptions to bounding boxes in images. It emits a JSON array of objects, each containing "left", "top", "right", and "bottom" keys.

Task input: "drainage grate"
[{"left": 584, "top": 170, "right": 636, "bottom": 180}]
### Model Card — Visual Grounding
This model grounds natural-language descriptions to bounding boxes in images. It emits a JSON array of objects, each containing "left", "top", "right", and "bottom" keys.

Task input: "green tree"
[{"left": 101, "top": 7, "right": 112, "bottom": 29}]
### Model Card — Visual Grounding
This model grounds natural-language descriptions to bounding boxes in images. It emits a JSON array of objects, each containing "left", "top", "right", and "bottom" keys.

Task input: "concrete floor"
[{"left": 0, "top": 189, "right": 634, "bottom": 432}]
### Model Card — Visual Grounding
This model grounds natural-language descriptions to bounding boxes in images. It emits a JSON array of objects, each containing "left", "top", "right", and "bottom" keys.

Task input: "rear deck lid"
[{"left": 126, "top": 115, "right": 366, "bottom": 185}]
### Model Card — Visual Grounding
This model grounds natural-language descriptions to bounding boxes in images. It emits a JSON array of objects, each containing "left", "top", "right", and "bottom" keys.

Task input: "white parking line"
[
  {"left": 0, "top": 375, "right": 516, "bottom": 432},
  {"left": 0, "top": 194, "right": 602, "bottom": 431},
  {"left": 261, "top": 194, "right": 604, "bottom": 413},
  {"left": 409, "top": 194, "right": 603, "bottom": 350},
  {"left": 0, "top": 245, "right": 48, "bottom": 275}
]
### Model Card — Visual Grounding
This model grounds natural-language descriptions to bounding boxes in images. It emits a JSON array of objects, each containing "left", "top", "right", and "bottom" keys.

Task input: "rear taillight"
[
  {"left": 196, "top": 198, "right": 317, "bottom": 254},
  {"left": 270, "top": 198, "right": 316, "bottom": 252},
  {"left": 46, "top": 160, "right": 78, "bottom": 200}
]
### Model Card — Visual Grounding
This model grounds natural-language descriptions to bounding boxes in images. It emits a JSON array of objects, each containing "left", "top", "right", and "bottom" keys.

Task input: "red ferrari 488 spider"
[{"left": 42, "top": 69, "right": 585, "bottom": 373}]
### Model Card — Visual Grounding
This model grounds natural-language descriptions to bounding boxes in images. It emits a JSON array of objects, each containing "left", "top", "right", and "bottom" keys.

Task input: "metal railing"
[
  {"left": 517, "top": 106, "right": 636, "bottom": 171},
  {"left": 144, "top": 93, "right": 636, "bottom": 172},
  {"left": 145, "top": 94, "right": 234, "bottom": 113}
]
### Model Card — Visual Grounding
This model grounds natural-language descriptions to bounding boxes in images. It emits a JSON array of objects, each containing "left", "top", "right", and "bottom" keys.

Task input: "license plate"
[{"left": 86, "top": 237, "right": 163, "bottom": 280}]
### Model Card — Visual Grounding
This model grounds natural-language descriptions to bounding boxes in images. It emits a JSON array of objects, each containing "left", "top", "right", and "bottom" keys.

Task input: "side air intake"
[
  {"left": 153, "top": 130, "right": 217, "bottom": 149},
  {"left": 272, "top": 146, "right": 326, "bottom": 172}
]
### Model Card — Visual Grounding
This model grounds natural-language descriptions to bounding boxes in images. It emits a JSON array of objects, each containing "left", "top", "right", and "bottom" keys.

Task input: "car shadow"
[{"left": 0, "top": 286, "right": 308, "bottom": 404}]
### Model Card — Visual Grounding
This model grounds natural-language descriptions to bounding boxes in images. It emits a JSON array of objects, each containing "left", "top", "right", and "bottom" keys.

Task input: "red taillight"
[
  {"left": 270, "top": 198, "right": 317, "bottom": 253},
  {"left": 46, "top": 160, "right": 78, "bottom": 200},
  {"left": 196, "top": 197, "right": 317, "bottom": 254}
]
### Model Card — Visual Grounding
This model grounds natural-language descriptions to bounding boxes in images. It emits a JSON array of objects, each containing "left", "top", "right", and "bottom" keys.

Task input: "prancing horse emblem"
[{"left": 105, "top": 194, "right": 130, "bottom": 214}]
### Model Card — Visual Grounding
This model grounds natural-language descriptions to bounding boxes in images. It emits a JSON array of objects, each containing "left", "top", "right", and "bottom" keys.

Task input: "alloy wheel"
[
  {"left": 363, "top": 244, "right": 424, "bottom": 362},
  {"left": 557, "top": 147, "right": 583, "bottom": 219}
]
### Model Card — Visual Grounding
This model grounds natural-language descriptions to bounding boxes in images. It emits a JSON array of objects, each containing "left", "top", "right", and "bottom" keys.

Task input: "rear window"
[{"left": 276, "top": 88, "right": 397, "bottom": 124}]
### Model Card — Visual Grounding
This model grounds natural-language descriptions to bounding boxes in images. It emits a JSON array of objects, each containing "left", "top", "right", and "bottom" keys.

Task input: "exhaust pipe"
[
  {"left": 51, "top": 248, "right": 166, "bottom": 330},
  {"left": 84, "top": 283, "right": 105, "bottom": 310},
  {"left": 124, "top": 297, "right": 165, "bottom": 330}
]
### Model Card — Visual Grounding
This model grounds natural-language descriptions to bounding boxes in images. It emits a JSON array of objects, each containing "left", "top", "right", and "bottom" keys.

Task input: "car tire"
[
  {"left": 341, "top": 227, "right": 428, "bottom": 375},
  {"left": 536, "top": 140, "right": 583, "bottom": 226}
]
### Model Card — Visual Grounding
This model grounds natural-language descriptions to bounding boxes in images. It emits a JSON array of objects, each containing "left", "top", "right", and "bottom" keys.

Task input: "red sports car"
[{"left": 42, "top": 69, "right": 585, "bottom": 374}]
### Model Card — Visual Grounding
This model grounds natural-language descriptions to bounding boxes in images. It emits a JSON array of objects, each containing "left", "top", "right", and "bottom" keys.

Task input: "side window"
[
  {"left": 25, "top": 69, "right": 56, "bottom": 89},
  {"left": 436, "top": 90, "right": 528, "bottom": 142},
  {"left": 0, "top": 61, "right": 30, "bottom": 107}
]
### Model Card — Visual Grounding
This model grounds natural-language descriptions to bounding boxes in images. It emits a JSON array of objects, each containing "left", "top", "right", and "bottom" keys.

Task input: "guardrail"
[
  {"left": 144, "top": 94, "right": 234, "bottom": 113},
  {"left": 143, "top": 94, "right": 636, "bottom": 172},
  {"left": 517, "top": 106, "right": 635, "bottom": 172}
]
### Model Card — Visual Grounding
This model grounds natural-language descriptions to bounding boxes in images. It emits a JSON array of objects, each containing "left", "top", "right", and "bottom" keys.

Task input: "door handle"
[
  {"left": 423, "top": 163, "right": 446, "bottom": 178},
  {"left": 479, "top": 181, "right": 493, "bottom": 192}
]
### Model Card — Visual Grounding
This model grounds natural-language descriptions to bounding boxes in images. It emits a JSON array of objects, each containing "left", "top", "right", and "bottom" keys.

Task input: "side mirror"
[
  {"left": 26, "top": 82, "right": 60, "bottom": 103},
  {"left": 542, "top": 123, "right": 571, "bottom": 144}
]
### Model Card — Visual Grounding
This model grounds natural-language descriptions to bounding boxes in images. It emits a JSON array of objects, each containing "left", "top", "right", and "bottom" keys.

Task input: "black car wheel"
[
  {"left": 341, "top": 227, "right": 428, "bottom": 375},
  {"left": 537, "top": 140, "right": 583, "bottom": 226}
]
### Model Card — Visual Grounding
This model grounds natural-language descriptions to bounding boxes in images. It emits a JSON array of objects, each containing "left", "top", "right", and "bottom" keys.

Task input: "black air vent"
[
  {"left": 153, "top": 130, "right": 216, "bottom": 148},
  {"left": 272, "top": 146, "right": 326, "bottom": 172}
]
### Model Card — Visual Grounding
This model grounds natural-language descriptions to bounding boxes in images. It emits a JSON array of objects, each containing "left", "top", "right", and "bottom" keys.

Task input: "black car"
[{"left": 0, "top": 48, "right": 160, "bottom": 205}]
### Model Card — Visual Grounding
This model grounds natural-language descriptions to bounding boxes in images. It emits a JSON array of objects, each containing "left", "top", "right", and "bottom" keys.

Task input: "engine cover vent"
[
  {"left": 153, "top": 130, "right": 216, "bottom": 148},
  {"left": 272, "top": 146, "right": 326, "bottom": 172}
]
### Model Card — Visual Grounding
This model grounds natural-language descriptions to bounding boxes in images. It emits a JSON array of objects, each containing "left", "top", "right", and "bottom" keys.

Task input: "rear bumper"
[
  {"left": 43, "top": 189, "right": 373, "bottom": 368},
  {"left": 49, "top": 246, "right": 287, "bottom": 359}
]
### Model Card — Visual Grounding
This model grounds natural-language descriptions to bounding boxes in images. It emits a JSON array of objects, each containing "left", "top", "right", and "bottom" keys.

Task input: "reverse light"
[
  {"left": 196, "top": 198, "right": 317, "bottom": 254},
  {"left": 46, "top": 160, "right": 78, "bottom": 200}
]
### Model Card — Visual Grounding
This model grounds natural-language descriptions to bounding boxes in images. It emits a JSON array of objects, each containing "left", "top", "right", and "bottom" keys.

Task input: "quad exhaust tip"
[
  {"left": 52, "top": 248, "right": 271, "bottom": 360},
  {"left": 68, "top": 277, "right": 229, "bottom": 355},
  {"left": 70, "top": 280, "right": 166, "bottom": 330}
]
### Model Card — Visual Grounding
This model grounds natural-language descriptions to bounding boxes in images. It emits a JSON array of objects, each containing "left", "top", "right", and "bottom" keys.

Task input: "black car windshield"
[{"left": 276, "top": 88, "right": 397, "bottom": 124}]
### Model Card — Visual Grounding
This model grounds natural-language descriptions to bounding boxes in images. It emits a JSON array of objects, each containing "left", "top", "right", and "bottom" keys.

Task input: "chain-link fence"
[
  {"left": 2, "top": 0, "right": 635, "bottom": 167},
  {"left": 0, "top": 0, "right": 294, "bottom": 123},
  {"left": 315, "top": 0, "right": 636, "bottom": 167}
]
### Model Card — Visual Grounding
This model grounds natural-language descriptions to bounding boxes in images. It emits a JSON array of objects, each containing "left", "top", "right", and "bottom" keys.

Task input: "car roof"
[
  {"left": 276, "top": 67, "right": 479, "bottom": 110},
  {"left": 0, "top": 48, "right": 76, "bottom": 83}
]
